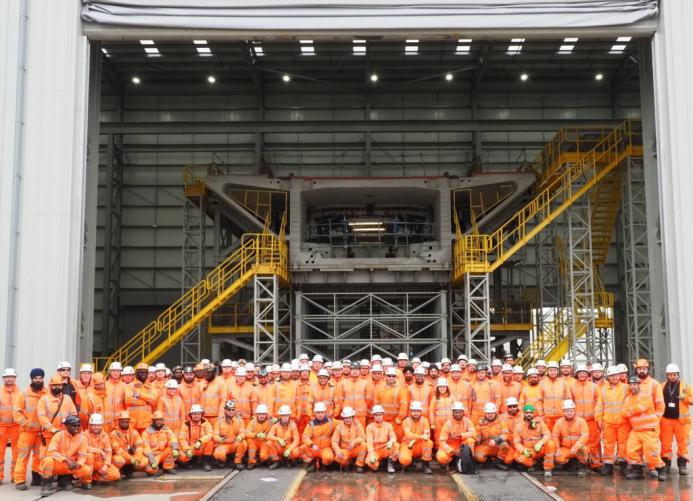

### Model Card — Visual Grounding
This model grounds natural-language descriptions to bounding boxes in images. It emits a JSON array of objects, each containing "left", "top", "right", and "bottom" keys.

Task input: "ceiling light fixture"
[
  {"left": 131, "top": 76, "right": 141, "bottom": 84},
  {"left": 370, "top": 73, "right": 379, "bottom": 82},
  {"left": 507, "top": 38, "right": 525, "bottom": 55},
  {"left": 353, "top": 39, "right": 367, "bottom": 56},
  {"left": 445, "top": 73, "right": 454, "bottom": 81},
  {"left": 520, "top": 72, "right": 529, "bottom": 81},
  {"left": 456, "top": 38, "right": 472, "bottom": 55},
  {"left": 595, "top": 73, "right": 604, "bottom": 81},
  {"left": 282, "top": 74, "right": 291, "bottom": 83},
  {"left": 207, "top": 75, "right": 216, "bottom": 84}
]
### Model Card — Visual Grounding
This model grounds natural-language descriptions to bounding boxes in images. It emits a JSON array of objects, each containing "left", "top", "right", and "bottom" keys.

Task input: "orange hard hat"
[
  {"left": 135, "top": 362, "right": 148, "bottom": 371},
  {"left": 152, "top": 411, "right": 164, "bottom": 420},
  {"left": 634, "top": 359, "right": 649, "bottom": 368},
  {"left": 117, "top": 411, "right": 131, "bottom": 420},
  {"left": 92, "top": 373, "right": 105, "bottom": 384},
  {"left": 49, "top": 374, "right": 63, "bottom": 385}
]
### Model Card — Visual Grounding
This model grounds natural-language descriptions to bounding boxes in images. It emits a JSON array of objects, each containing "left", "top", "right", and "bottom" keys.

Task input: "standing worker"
[
  {"left": 595, "top": 365, "right": 629, "bottom": 476},
  {"left": 13, "top": 368, "right": 47, "bottom": 490},
  {"left": 156, "top": 379, "right": 186, "bottom": 435},
  {"left": 0, "top": 368, "right": 20, "bottom": 485},
  {"left": 570, "top": 364, "right": 601, "bottom": 471},
  {"left": 659, "top": 363, "right": 692, "bottom": 475},
  {"left": 125, "top": 363, "right": 158, "bottom": 435}
]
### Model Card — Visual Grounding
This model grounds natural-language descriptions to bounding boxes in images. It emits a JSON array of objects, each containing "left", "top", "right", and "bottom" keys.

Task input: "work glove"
[
  {"left": 130, "top": 457, "right": 137, "bottom": 465},
  {"left": 278, "top": 439, "right": 286, "bottom": 447},
  {"left": 271, "top": 418, "right": 279, "bottom": 424},
  {"left": 257, "top": 433, "right": 266, "bottom": 439},
  {"left": 311, "top": 444, "right": 319, "bottom": 451},
  {"left": 185, "top": 450, "right": 193, "bottom": 458},
  {"left": 408, "top": 440, "right": 416, "bottom": 449},
  {"left": 370, "top": 455, "right": 377, "bottom": 465},
  {"left": 522, "top": 449, "right": 532, "bottom": 458},
  {"left": 534, "top": 443, "right": 543, "bottom": 453},
  {"left": 172, "top": 449, "right": 179, "bottom": 459},
  {"left": 283, "top": 450, "right": 291, "bottom": 458},
  {"left": 394, "top": 418, "right": 402, "bottom": 425},
  {"left": 151, "top": 461, "right": 159, "bottom": 470},
  {"left": 386, "top": 441, "right": 393, "bottom": 450},
  {"left": 194, "top": 440, "right": 202, "bottom": 450}
]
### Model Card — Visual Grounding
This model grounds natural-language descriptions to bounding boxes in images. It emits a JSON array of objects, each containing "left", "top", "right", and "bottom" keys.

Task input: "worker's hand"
[
  {"left": 386, "top": 441, "right": 393, "bottom": 450},
  {"left": 66, "top": 460, "right": 78, "bottom": 470},
  {"left": 283, "top": 450, "right": 291, "bottom": 458},
  {"left": 151, "top": 461, "right": 159, "bottom": 470},
  {"left": 278, "top": 439, "right": 286, "bottom": 447},
  {"left": 569, "top": 447, "right": 577, "bottom": 456},
  {"left": 172, "top": 449, "right": 179, "bottom": 459},
  {"left": 257, "top": 433, "right": 266, "bottom": 439},
  {"left": 489, "top": 439, "right": 496, "bottom": 447},
  {"left": 235, "top": 435, "right": 243, "bottom": 442},
  {"left": 194, "top": 440, "right": 202, "bottom": 450},
  {"left": 130, "top": 457, "right": 136, "bottom": 465},
  {"left": 369, "top": 455, "right": 377, "bottom": 465},
  {"left": 408, "top": 440, "right": 416, "bottom": 449},
  {"left": 311, "top": 444, "right": 319, "bottom": 451},
  {"left": 271, "top": 418, "right": 279, "bottom": 424},
  {"left": 533, "top": 443, "right": 543, "bottom": 453},
  {"left": 522, "top": 449, "right": 532, "bottom": 458},
  {"left": 100, "top": 465, "right": 109, "bottom": 475},
  {"left": 395, "top": 418, "right": 402, "bottom": 425}
]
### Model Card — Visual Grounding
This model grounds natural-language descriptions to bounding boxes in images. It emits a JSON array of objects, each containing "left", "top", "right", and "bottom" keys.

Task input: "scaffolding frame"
[
  {"left": 254, "top": 275, "right": 291, "bottom": 364},
  {"left": 533, "top": 221, "right": 562, "bottom": 358},
  {"left": 180, "top": 195, "right": 206, "bottom": 365},
  {"left": 621, "top": 156, "right": 654, "bottom": 362},
  {"left": 460, "top": 274, "right": 491, "bottom": 364}
]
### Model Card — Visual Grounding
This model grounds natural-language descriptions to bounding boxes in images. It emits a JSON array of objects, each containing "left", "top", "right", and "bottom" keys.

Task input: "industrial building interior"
[{"left": 91, "top": 36, "right": 660, "bottom": 372}]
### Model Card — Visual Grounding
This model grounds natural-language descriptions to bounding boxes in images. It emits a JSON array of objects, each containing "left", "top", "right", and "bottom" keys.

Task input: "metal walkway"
[
  {"left": 454, "top": 469, "right": 556, "bottom": 501},
  {"left": 208, "top": 467, "right": 303, "bottom": 501}
]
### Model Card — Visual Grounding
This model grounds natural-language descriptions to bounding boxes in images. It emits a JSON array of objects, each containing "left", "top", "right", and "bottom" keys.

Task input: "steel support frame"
[
  {"left": 620, "top": 156, "right": 654, "bottom": 363},
  {"left": 533, "top": 221, "right": 562, "bottom": 359},
  {"left": 254, "top": 275, "right": 291, "bottom": 364},
  {"left": 462, "top": 274, "right": 491, "bottom": 364},
  {"left": 180, "top": 195, "right": 206, "bottom": 365},
  {"left": 296, "top": 291, "right": 447, "bottom": 361}
]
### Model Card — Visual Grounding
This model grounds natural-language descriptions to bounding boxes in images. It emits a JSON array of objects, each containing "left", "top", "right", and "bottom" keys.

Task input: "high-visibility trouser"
[
  {"left": 399, "top": 439, "right": 433, "bottom": 466},
  {"left": 626, "top": 429, "right": 665, "bottom": 470},
  {"left": 40, "top": 457, "right": 91, "bottom": 483},
  {"left": 300, "top": 444, "right": 335, "bottom": 466},
  {"left": 366, "top": 444, "right": 399, "bottom": 471},
  {"left": 247, "top": 439, "right": 272, "bottom": 464},
  {"left": 474, "top": 442, "right": 514, "bottom": 465},
  {"left": 296, "top": 416, "right": 311, "bottom": 438},
  {"left": 585, "top": 419, "right": 602, "bottom": 467},
  {"left": 660, "top": 417, "right": 690, "bottom": 461},
  {"left": 555, "top": 445, "right": 589, "bottom": 465},
  {"left": 268, "top": 442, "right": 302, "bottom": 462},
  {"left": 436, "top": 438, "right": 475, "bottom": 465},
  {"left": 514, "top": 440, "right": 556, "bottom": 470},
  {"left": 212, "top": 441, "right": 248, "bottom": 464},
  {"left": 543, "top": 416, "right": 560, "bottom": 434},
  {"left": 602, "top": 422, "right": 630, "bottom": 464},
  {"left": 144, "top": 447, "right": 175, "bottom": 474},
  {"left": 178, "top": 441, "right": 214, "bottom": 462},
  {"left": 112, "top": 451, "right": 147, "bottom": 470},
  {"left": 334, "top": 443, "right": 367, "bottom": 467},
  {"left": 0, "top": 425, "right": 20, "bottom": 480},
  {"left": 87, "top": 452, "right": 121, "bottom": 483},
  {"left": 39, "top": 430, "right": 55, "bottom": 463},
  {"left": 13, "top": 430, "right": 41, "bottom": 484}
]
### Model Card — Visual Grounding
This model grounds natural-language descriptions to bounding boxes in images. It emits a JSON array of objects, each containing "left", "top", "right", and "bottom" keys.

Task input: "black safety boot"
[
  {"left": 423, "top": 462, "right": 432, "bottom": 474},
  {"left": 268, "top": 461, "right": 279, "bottom": 470},
  {"left": 678, "top": 457, "right": 688, "bottom": 475},
  {"left": 663, "top": 457, "right": 671, "bottom": 473},
  {"left": 617, "top": 460, "right": 628, "bottom": 476},
  {"left": 600, "top": 463, "right": 613, "bottom": 476},
  {"left": 246, "top": 462, "right": 256, "bottom": 470},
  {"left": 387, "top": 459, "right": 396, "bottom": 474},
  {"left": 40, "top": 478, "right": 52, "bottom": 497},
  {"left": 656, "top": 466, "right": 667, "bottom": 481},
  {"left": 577, "top": 464, "right": 587, "bottom": 478},
  {"left": 58, "top": 474, "right": 74, "bottom": 490},
  {"left": 203, "top": 457, "right": 212, "bottom": 472},
  {"left": 31, "top": 471, "right": 42, "bottom": 486}
]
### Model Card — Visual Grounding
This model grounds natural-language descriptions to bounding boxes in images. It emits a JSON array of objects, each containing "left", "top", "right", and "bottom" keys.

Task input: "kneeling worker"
[
  {"left": 39, "top": 415, "right": 92, "bottom": 497},
  {"left": 366, "top": 405, "right": 398, "bottom": 473},
  {"left": 552, "top": 399, "right": 589, "bottom": 477},
  {"left": 399, "top": 401, "right": 434, "bottom": 474},
  {"left": 331, "top": 406, "right": 367, "bottom": 472},
  {"left": 110, "top": 411, "right": 146, "bottom": 477},
  {"left": 85, "top": 413, "right": 120, "bottom": 484},
  {"left": 178, "top": 404, "right": 214, "bottom": 471},
  {"left": 513, "top": 404, "right": 555, "bottom": 478},
  {"left": 245, "top": 404, "right": 272, "bottom": 469},
  {"left": 474, "top": 402, "right": 513, "bottom": 470},
  {"left": 142, "top": 411, "right": 179, "bottom": 475},
  {"left": 301, "top": 402, "right": 336, "bottom": 472},
  {"left": 212, "top": 400, "right": 247, "bottom": 469},
  {"left": 267, "top": 405, "right": 301, "bottom": 469},
  {"left": 436, "top": 402, "right": 476, "bottom": 472}
]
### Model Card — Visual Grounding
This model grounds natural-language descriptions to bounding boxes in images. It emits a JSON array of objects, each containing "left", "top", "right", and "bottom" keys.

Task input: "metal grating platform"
[
  {"left": 456, "top": 469, "right": 556, "bottom": 501},
  {"left": 208, "top": 467, "right": 302, "bottom": 501}
]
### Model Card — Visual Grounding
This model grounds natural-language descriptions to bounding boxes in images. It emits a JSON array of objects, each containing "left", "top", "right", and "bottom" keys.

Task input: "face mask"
[
  {"left": 51, "top": 387, "right": 63, "bottom": 396},
  {"left": 30, "top": 382, "right": 44, "bottom": 391}
]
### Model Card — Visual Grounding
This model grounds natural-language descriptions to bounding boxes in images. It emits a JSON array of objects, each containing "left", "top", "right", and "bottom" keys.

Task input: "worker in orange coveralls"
[
  {"left": 311, "top": 369, "right": 336, "bottom": 418},
  {"left": 335, "top": 365, "right": 369, "bottom": 428},
  {"left": 295, "top": 365, "right": 314, "bottom": 436},
  {"left": 513, "top": 404, "right": 555, "bottom": 479},
  {"left": 125, "top": 363, "right": 158, "bottom": 434},
  {"left": 156, "top": 379, "right": 186, "bottom": 435},
  {"left": 659, "top": 363, "right": 692, "bottom": 475},
  {"left": 37, "top": 374, "right": 78, "bottom": 458},
  {"left": 104, "top": 362, "right": 127, "bottom": 435},
  {"left": 552, "top": 399, "right": 589, "bottom": 477},
  {"left": 435, "top": 401, "right": 476, "bottom": 469},
  {"left": 0, "top": 368, "right": 20, "bottom": 485},
  {"left": 141, "top": 410, "right": 179, "bottom": 476},
  {"left": 13, "top": 368, "right": 47, "bottom": 490},
  {"left": 212, "top": 400, "right": 248, "bottom": 470},
  {"left": 474, "top": 402, "right": 513, "bottom": 469},
  {"left": 570, "top": 364, "right": 601, "bottom": 471},
  {"left": 399, "top": 401, "right": 434, "bottom": 474},
  {"left": 178, "top": 403, "right": 214, "bottom": 471},
  {"left": 365, "top": 404, "right": 398, "bottom": 473},
  {"left": 300, "top": 401, "right": 336, "bottom": 471},
  {"left": 38, "top": 415, "right": 92, "bottom": 496},
  {"left": 595, "top": 365, "right": 629, "bottom": 476},
  {"left": 110, "top": 411, "right": 146, "bottom": 477},
  {"left": 331, "top": 406, "right": 367, "bottom": 471},
  {"left": 268, "top": 405, "right": 301, "bottom": 469},
  {"left": 244, "top": 403, "right": 273, "bottom": 469},
  {"left": 519, "top": 369, "right": 544, "bottom": 420},
  {"left": 375, "top": 367, "right": 409, "bottom": 441},
  {"left": 84, "top": 413, "right": 120, "bottom": 484},
  {"left": 540, "top": 361, "right": 571, "bottom": 432}
]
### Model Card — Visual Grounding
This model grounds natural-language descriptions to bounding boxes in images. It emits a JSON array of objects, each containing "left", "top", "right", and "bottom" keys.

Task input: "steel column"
[
  {"left": 180, "top": 195, "right": 206, "bottom": 365},
  {"left": 254, "top": 275, "right": 291, "bottom": 364},
  {"left": 464, "top": 274, "right": 491, "bottom": 364}
]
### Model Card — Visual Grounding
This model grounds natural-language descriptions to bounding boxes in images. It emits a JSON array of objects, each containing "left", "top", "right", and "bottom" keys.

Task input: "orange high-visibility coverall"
[
  {"left": 519, "top": 384, "right": 544, "bottom": 419},
  {"left": 540, "top": 377, "right": 571, "bottom": 431},
  {"left": 37, "top": 392, "right": 78, "bottom": 457},
  {"left": 245, "top": 417, "right": 273, "bottom": 464},
  {"left": 295, "top": 380, "right": 314, "bottom": 436},
  {"left": 178, "top": 419, "right": 214, "bottom": 461},
  {"left": 622, "top": 391, "right": 665, "bottom": 470},
  {"left": 409, "top": 383, "right": 433, "bottom": 421},
  {"left": 595, "top": 382, "right": 629, "bottom": 465},
  {"left": 471, "top": 379, "right": 501, "bottom": 425},
  {"left": 501, "top": 412, "right": 522, "bottom": 437},
  {"left": 39, "top": 430, "right": 92, "bottom": 483},
  {"left": 156, "top": 393, "right": 186, "bottom": 435},
  {"left": 104, "top": 378, "right": 127, "bottom": 432},
  {"left": 178, "top": 380, "right": 201, "bottom": 414},
  {"left": 268, "top": 420, "right": 301, "bottom": 462},
  {"left": 85, "top": 429, "right": 120, "bottom": 482},
  {"left": 570, "top": 379, "right": 601, "bottom": 467},
  {"left": 110, "top": 426, "right": 146, "bottom": 470},
  {"left": 429, "top": 396, "right": 454, "bottom": 442},
  {"left": 311, "top": 382, "right": 336, "bottom": 418},
  {"left": 375, "top": 384, "right": 409, "bottom": 440},
  {"left": 75, "top": 379, "right": 92, "bottom": 430},
  {"left": 274, "top": 380, "right": 299, "bottom": 419},
  {"left": 212, "top": 415, "right": 247, "bottom": 465},
  {"left": 639, "top": 376, "right": 665, "bottom": 420},
  {"left": 365, "top": 379, "right": 385, "bottom": 423},
  {"left": 499, "top": 380, "right": 522, "bottom": 414},
  {"left": 436, "top": 417, "right": 476, "bottom": 465},
  {"left": 200, "top": 379, "right": 225, "bottom": 426},
  {"left": 399, "top": 416, "right": 433, "bottom": 466},
  {"left": 142, "top": 424, "right": 179, "bottom": 474},
  {"left": 228, "top": 381, "right": 258, "bottom": 426},
  {"left": 552, "top": 416, "right": 589, "bottom": 465},
  {"left": 475, "top": 417, "right": 513, "bottom": 464},
  {"left": 0, "top": 384, "right": 20, "bottom": 482},
  {"left": 84, "top": 387, "right": 109, "bottom": 431},
  {"left": 335, "top": 378, "right": 369, "bottom": 428},
  {"left": 12, "top": 386, "right": 46, "bottom": 484},
  {"left": 448, "top": 378, "right": 473, "bottom": 413},
  {"left": 300, "top": 417, "right": 336, "bottom": 466},
  {"left": 125, "top": 382, "right": 158, "bottom": 434},
  {"left": 660, "top": 380, "right": 692, "bottom": 462},
  {"left": 255, "top": 382, "right": 276, "bottom": 416},
  {"left": 513, "top": 419, "right": 555, "bottom": 470},
  {"left": 365, "top": 420, "right": 399, "bottom": 470},
  {"left": 331, "top": 419, "right": 367, "bottom": 467}
]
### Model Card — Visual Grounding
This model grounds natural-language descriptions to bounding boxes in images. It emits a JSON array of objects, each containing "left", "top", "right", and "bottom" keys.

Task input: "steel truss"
[
  {"left": 620, "top": 156, "right": 653, "bottom": 362},
  {"left": 254, "top": 276, "right": 291, "bottom": 364},
  {"left": 296, "top": 291, "right": 448, "bottom": 361},
  {"left": 180, "top": 195, "right": 206, "bottom": 365},
  {"left": 451, "top": 275, "right": 491, "bottom": 364},
  {"left": 533, "top": 220, "right": 562, "bottom": 358}
]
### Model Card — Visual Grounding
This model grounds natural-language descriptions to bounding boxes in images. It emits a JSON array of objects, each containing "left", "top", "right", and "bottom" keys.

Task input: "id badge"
[{"left": 668, "top": 402, "right": 676, "bottom": 408}]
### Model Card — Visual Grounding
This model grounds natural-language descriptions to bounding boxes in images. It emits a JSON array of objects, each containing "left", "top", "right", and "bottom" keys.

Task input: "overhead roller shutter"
[{"left": 81, "top": 1, "right": 658, "bottom": 31}]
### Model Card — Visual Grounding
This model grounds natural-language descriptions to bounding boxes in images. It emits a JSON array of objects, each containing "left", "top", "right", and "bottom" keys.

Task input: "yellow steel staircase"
[{"left": 590, "top": 169, "right": 623, "bottom": 267}]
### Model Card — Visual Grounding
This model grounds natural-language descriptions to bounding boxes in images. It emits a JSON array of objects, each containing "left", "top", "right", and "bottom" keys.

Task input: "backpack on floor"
[{"left": 456, "top": 444, "right": 476, "bottom": 475}]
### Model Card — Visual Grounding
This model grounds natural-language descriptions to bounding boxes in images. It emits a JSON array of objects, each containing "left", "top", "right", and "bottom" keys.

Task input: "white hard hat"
[
  {"left": 527, "top": 368, "right": 539, "bottom": 376},
  {"left": 342, "top": 359, "right": 352, "bottom": 366},
  {"left": 299, "top": 364, "right": 311, "bottom": 372},
  {"left": 312, "top": 355, "right": 324, "bottom": 363},
  {"left": 341, "top": 406, "right": 356, "bottom": 418},
  {"left": 231, "top": 361, "right": 239, "bottom": 369},
  {"left": 278, "top": 405, "right": 292, "bottom": 416},
  {"left": 245, "top": 363, "right": 255, "bottom": 371},
  {"left": 155, "top": 363, "right": 166, "bottom": 371},
  {"left": 324, "top": 362, "right": 332, "bottom": 369},
  {"left": 506, "top": 397, "right": 519, "bottom": 406},
  {"left": 372, "top": 405, "right": 385, "bottom": 414},
  {"left": 398, "top": 353, "right": 409, "bottom": 360},
  {"left": 591, "top": 363, "right": 604, "bottom": 372},
  {"left": 606, "top": 365, "right": 620, "bottom": 377},
  {"left": 547, "top": 361, "right": 559, "bottom": 369},
  {"left": 452, "top": 402, "right": 465, "bottom": 411},
  {"left": 314, "top": 402, "right": 327, "bottom": 413},
  {"left": 89, "top": 413, "right": 104, "bottom": 425},
  {"left": 332, "top": 361, "right": 343, "bottom": 369},
  {"left": 491, "top": 359, "right": 502, "bottom": 367},
  {"left": 450, "top": 364, "right": 461, "bottom": 372},
  {"left": 256, "top": 404, "right": 269, "bottom": 414},
  {"left": 513, "top": 366, "right": 524, "bottom": 374},
  {"left": 109, "top": 362, "right": 123, "bottom": 371},
  {"left": 317, "top": 369, "right": 329, "bottom": 377},
  {"left": 575, "top": 364, "right": 589, "bottom": 374},
  {"left": 501, "top": 364, "right": 513, "bottom": 372},
  {"left": 468, "top": 359, "right": 477, "bottom": 366},
  {"left": 617, "top": 363, "right": 628, "bottom": 373},
  {"left": 221, "top": 359, "right": 233, "bottom": 367},
  {"left": 122, "top": 366, "right": 134, "bottom": 375},
  {"left": 457, "top": 354, "right": 468, "bottom": 362},
  {"left": 560, "top": 359, "right": 573, "bottom": 367},
  {"left": 436, "top": 377, "right": 448, "bottom": 387},
  {"left": 236, "top": 368, "right": 247, "bottom": 377},
  {"left": 483, "top": 402, "right": 498, "bottom": 414},
  {"left": 80, "top": 364, "right": 94, "bottom": 373},
  {"left": 535, "top": 360, "right": 547, "bottom": 367},
  {"left": 165, "top": 379, "right": 178, "bottom": 389},
  {"left": 371, "top": 355, "right": 382, "bottom": 362},
  {"left": 382, "top": 358, "right": 393, "bottom": 366},
  {"left": 666, "top": 363, "right": 681, "bottom": 374},
  {"left": 57, "top": 361, "right": 72, "bottom": 370},
  {"left": 441, "top": 357, "right": 452, "bottom": 365},
  {"left": 291, "top": 361, "right": 301, "bottom": 371},
  {"left": 299, "top": 353, "right": 309, "bottom": 361},
  {"left": 272, "top": 364, "right": 280, "bottom": 372},
  {"left": 2, "top": 368, "right": 17, "bottom": 377},
  {"left": 385, "top": 367, "right": 397, "bottom": 376},
  {"left": 190, "top": 404, "right": 204, "bottom": 414},
  {"left": 280, "top": 363, "right": 292, "bottom": 372},
  {"left": 435, "top": 362, "right": 442, "bottom": 370},
  {"left": 414, "top": 367, "right": 426, "bottom": 375},
  {"left": 148, "top": 366, "right": 156, "bottom": 373},
  {"left": 359, "top": 359, "right": 370, "bottom": 368},
  {"left": 422, "top": 362, "right": 430, "bottom": 369},
  {"left": 562, "top": 399, "right": 576, "bottom": 410},
  {"left": 410, "top": 401, "right": 423, "bottom": 411},
  {"left": 165, "top": 368, "right": 172, "bottom": 376},
  {"left": 371, "top": 365, "right": 383, "bottom": 373},
  {"left": 201, "top": 359, "right": 210, "bottom": 365}
]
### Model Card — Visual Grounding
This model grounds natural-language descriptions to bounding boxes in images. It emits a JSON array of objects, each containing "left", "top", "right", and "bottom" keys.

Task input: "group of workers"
[{"left": 0, "top": 352, "right": 690, "bottom": 496}]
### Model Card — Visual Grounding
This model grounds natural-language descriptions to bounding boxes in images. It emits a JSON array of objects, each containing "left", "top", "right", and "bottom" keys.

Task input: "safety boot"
[
  {"left": 246, "top": 462, "right": 256, "bottom": 470},
  {"left": 544, "top": 470, "right": 552, "bottom": 479},
  {"left": 58, "top": 474, "right": 74, "bottom": 490},
  {"left": 600, "top": 463, "right": 613, "bottom": 476},
  {"left": 235, "top": 462, "right": 246, "bottom": 471},
  {"left": 305, "top": 462, "right": 316, "bottom": 473},
  {"left": 617, "top": 460, "right": 628, "bottom": 476},
  {"left": 663, "top": 457, "right": 671, "bottom": 473},
  {"left": 355, "top": 466, "right": 365, "bottom": 473},
  {"left": 625, "top": 464, "right": 644, "bottom": 480},
  {"left": 656, "top": 466, "right": 667, "bottom": 481},
  {"left": 31, "top": 471, "right": 42, "bottom": 486},
  {"left": 40, "top": 478, "right": 52, "bottom": 497},
  {"left": 15, "top": 482, "right": 28, "bottom": 490},
  {"left": 203, "top": 457, "right": 212, "bottom": 472},
  {"left": 577, "top": 465, "right": 587, "bottom": 478},
  {"left": 268, "top": 461, "right": 279, "bottom": 470},
  {"left": 678, "top": 457, "right": 688, "bottom": 475},
  {"left": 387, "top": 459, "right": 396, "bottom": 474},
  {"left": 423, "top": 462, "right": 432, "bottom": 474}
]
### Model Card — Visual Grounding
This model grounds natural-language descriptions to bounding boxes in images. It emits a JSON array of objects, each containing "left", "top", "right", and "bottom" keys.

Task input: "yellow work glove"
[
  {"left": 278, "top": 439, "right": 286, "bottom": 447},
  {"left": 283, "top": 450, "right": 291, "bottom": 458},
  {"left": 522, "top": 449, "right": 532, "bottom": 458},
  {"left": 408, "top": 440, "right": 416, "bottom": 449},
  {"left": 235, "top": 436, "right": 243, "bottom": 442},
  {"left": 151, "top": 461, "right": 159, "bottom": 470},
  {"left": 271, "top": 418, "right": 279, "bottom": 424},
  {"left": 533, "top": 443, "right": 542, "bottom": 453},
  {"left": 386, "top": 442, "right": 393, "bottom": 450},
  {"left": 130, "top": 457, "right": 137, "bottom": 465},
  {"left": 395, "top": 418, "right": 402, "bottom": 425},
  {"left": 194, "top": 440, "right": 202, "bottom": 450},
  {"left": 172, "top": 449, "right": 179, "bottom": 459},
  {"left": 186, "top": 450, "right": 193, "bottom": 459},
  {"left": 369, "top": 455, "right": 377, "bottom": 465},
  {"left": 257, "top": 433, "right": 266, "bottom": 439}
]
